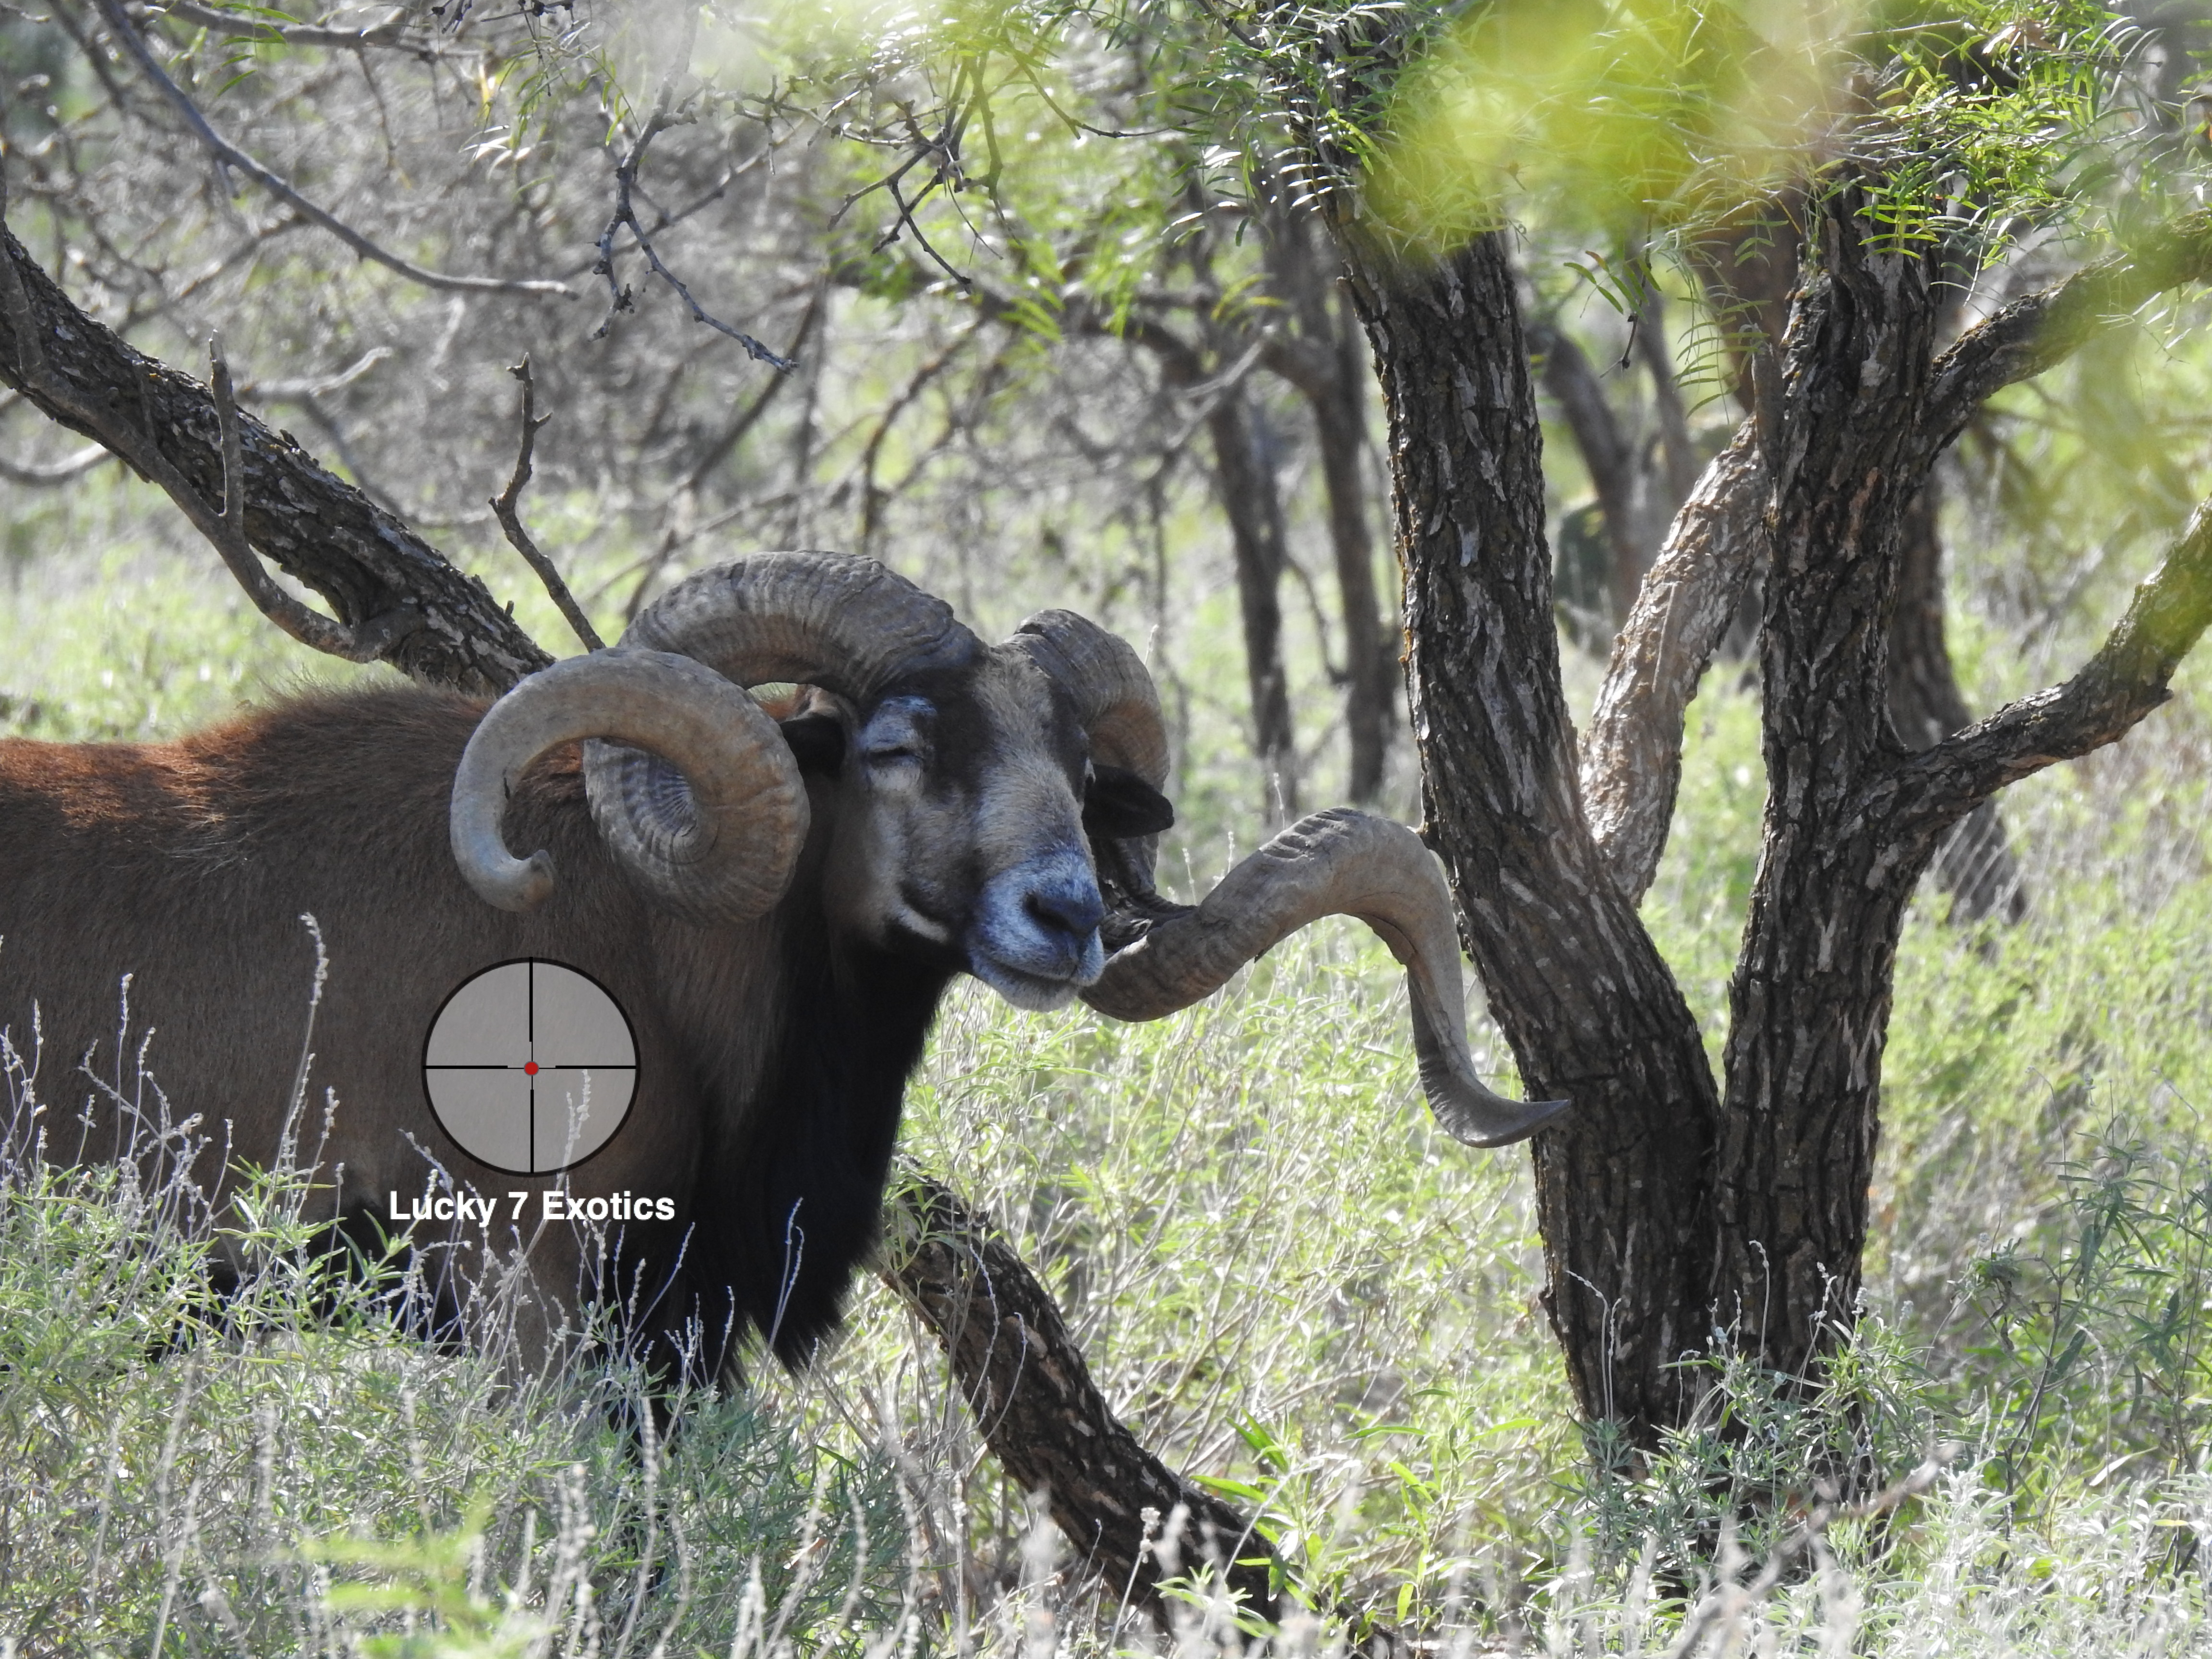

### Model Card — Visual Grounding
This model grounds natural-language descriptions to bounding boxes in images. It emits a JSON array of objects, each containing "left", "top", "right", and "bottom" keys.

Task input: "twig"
[
  {"left": 591, "top": 93, "right": 794, "bottom": 369},
  {"left": 489, "top": 358, "right": 603, "bottom": 653},
  {"left": 92, "top": 0, "right": 571, "bottom": 300},
  {"left": 0, "top": 442, "right": 111, "bottom": 484},
  {"left": 247, "top": 346, "right": 392, "bottom": 403},
  {"left": 154, "top": 0, "right": 451, "bottom": 58}
]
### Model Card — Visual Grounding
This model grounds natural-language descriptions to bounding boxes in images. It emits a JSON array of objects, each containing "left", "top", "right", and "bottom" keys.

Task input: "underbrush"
[{"left": 0, "top": 1019, "right": 908, "bottom": 1657}]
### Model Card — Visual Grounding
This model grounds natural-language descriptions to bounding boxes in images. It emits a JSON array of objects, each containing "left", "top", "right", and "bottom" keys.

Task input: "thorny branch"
[
  {"left": 490, "top": 358, "right": 605, "bottom": 652},
  {"left": 92, "top": 0, "right": 573, "bottom": 299},
  {"left": 825, "top": 84, "right": 978, "bottom": 292}
]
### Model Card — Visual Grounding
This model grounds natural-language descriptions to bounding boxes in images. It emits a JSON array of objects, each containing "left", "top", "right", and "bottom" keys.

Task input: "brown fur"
[{"left": 0, "top": 686, "right": 746, "bottom": 1367}]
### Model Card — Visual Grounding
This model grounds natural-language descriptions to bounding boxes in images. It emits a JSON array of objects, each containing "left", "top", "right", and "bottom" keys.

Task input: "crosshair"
[{"left": 422, "top": 959, "right": 637, "bottom": 1176}]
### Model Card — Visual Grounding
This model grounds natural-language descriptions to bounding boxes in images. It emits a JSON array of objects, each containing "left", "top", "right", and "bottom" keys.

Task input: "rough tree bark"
[
  {"left": 0, "top": 220, "right": 1311, "bottom": 1626},
  {"left": 1336, "top": 227, "right": 1726, "bottom": 1433},
  {"left": 1203, "top": 371, "right": 1302, "bottom": 822},
  {"left": 1271, "top": 0, "right": 2212, "bottom": 1422},
  {"left": 1704, "top": 188, "right": 2212, "bottom": 1373}
]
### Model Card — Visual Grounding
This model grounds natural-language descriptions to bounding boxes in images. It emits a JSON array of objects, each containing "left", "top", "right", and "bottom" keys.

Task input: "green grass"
[{"left": 10, "top": 537, "right": 2212, "bottom": 1652}]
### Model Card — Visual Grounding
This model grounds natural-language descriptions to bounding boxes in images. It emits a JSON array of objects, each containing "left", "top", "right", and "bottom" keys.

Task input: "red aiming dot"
[{"left": 523, "top": 1061, "right": 539, "bottom": 1076}]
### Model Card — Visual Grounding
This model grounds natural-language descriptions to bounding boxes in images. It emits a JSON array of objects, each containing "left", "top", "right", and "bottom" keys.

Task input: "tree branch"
[
  {"left": 1580, "top": 420, "right": 1767, "bottom": 903},
  {"left": 490, "top": 358, "right": 604, "bottom": 653},
  {"left": 0, "top": 214, "right": 549, "bottom": 692},
  {"left": 1922, "top": 211, "right": 2212, "bottom": 453},
  {"left": 878, "top": 1171, "right": 1424, "bottom": 1646},
  {"left": 592, "top": 96, "right": 794, "bottom": 369},
  {"left": 93, "top": 0, "right": 572, "bottom": 300},
  {"left": 1883, "top": 492, "right": 2212, "bottom": 836},
  {"left": 153, "top": 0, "right": 451, "bottom": 58},
  {"left": 1530, "top": 315, "right": 1644, "bottom": 625}
]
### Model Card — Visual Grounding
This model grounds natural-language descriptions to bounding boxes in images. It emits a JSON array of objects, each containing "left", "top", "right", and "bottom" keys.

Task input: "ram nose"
[
  {"left": 968, "top": 849, "right": 1108, "bottom": 1010},
  {"left": 1025, "top": 883, "right": 1104, "bottom": 944}
]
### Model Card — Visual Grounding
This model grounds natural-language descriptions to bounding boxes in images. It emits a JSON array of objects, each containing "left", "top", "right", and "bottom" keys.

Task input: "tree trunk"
[
  {"left": 1711, "top": 192, "right": 1948, "bottom": 1376},
  {"left": 1887, "top": 474, "right": 2027, "bottom": 922},
  {"left": 1338, "top": 229, "right": 1723, "bottom": 1438},
  {"left": 1204, "top": 382, "right": 1301, "bottom": 822},
  {"left": 1262, "top": 198, "right": 1395, "bottom": 804},
  {"left": 1531, "top": 318, "right": 1647, "bottom": 627},
  {"left": 1309, "top": 298, "right": 1394, "bottom": 803}
]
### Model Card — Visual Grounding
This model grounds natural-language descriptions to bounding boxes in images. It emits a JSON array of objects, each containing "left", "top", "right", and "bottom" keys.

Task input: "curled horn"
[
  {"left": 1013, "top": 606, "right": 1565, "bottom": 1148},
  {"left": 452, "top": 648, "right": 807, "bottom": 925},
  {"left": 1082, "top": 810, "right": 1567, "bottom": 1147},
  {"left": 1008, "top": 610, "right": 1169, "bottom": 788},
  {"left": 1007, "top": 610, "right": 1174, "bottom": 920},
  {"left": 575, "top": 553, "right": 983, "bottom": 921},
  {"left": 620, "top": 549, "right": 979, "bottom": 700}
]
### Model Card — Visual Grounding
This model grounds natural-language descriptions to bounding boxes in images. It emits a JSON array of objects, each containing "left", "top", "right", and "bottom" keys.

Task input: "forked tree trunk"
[
  {"left": 1333, "top": 182, "right": 2212, "bottom": 1427},
  {"left": 1336, "top": 228, "right": 1723, "bottom": 1435}
]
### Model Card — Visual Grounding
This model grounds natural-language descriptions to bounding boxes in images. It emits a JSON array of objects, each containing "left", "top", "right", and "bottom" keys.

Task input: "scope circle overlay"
[{"left": 421, "top": 958, "right": 638, "bottom": 1177}]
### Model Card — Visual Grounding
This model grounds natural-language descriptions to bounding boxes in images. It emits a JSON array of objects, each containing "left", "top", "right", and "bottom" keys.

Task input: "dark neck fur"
[{"left": 691, "top": 922, "right": 955, "bottom": 1370}]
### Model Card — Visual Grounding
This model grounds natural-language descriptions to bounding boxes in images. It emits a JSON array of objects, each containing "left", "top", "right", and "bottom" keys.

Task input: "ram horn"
[
  {"left": 1080, "top": 808, "right": 1569, "bottom": 1148},
  {"left": 451, "top": 648, "right": 808, "bottom": 926},
  {"left": 1005, "top": 610, "right": 1169, "bottom": 788},
  {"left": 1004, "top": 609, "right": 1172, "bottom": 909},
  {"left": 621, "top": 550, "right": 979, "bottom": 699},
  {"left": 573, "top": 552, "right": 981, "bottom": 921}
]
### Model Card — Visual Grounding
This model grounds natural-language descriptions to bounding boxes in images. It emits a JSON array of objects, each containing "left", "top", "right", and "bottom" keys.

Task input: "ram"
[{"left": 0, "top": 549, "right": 1563, "bottom": 1376}]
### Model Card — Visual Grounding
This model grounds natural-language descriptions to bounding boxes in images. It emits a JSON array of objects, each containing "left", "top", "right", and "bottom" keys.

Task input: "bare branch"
[
  {"left": 246, "top": 346, "right": 391, "bottom": 403},
  {"left": 1922, "top": 211, "right": 2212, "bottom": 453},
  {"left": 490, "top": 358, "right": 604, "bottom": 653},
  {"left": 592, "top": 98, "right": 795, "bottom": 369},
  {"left": 1580, "top": 420, "right": 1767, "bottom": 903},
  {"left": 1881, "top": 491, "right": 2212, "bottom": 839},
  {"left": 0, "top": 445, "right": 110, "bottom": 484},
  {"left": 92, "top": 0, "right": 573, "bottom": 300},
  {"left": 152, "top": 0, "right": 451, "bottom": 58}
]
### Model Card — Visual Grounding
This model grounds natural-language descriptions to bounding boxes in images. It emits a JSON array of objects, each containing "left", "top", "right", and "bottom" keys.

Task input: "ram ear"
[
  {"left": 752, "top": 683, "right": 849, "bottom": 777},
  {"left": 779, "top": 713, "right": 845, "bottom": 776},
  {"left": 1084, "top": 762, "right": 1175, "bottom": 839}
]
